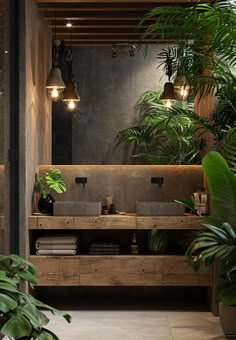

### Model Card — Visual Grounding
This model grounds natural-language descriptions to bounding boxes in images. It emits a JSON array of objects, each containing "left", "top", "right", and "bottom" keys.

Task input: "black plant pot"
[{"left": 38, "top": 194, "right": 55, "bottom": 214}]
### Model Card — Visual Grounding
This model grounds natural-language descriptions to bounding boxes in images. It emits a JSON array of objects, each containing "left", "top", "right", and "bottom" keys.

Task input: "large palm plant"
[
  {"left": 186, "top": 151, "right": 236, "bottom": 305},
  {"left": 140, "top": 1, "right": 236, "bottom": 98}
]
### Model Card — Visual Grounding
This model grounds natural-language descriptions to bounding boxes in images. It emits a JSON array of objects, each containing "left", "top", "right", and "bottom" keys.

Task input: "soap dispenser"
[{"left": 130, "top": 233, "right": 139, "bottom": 255}]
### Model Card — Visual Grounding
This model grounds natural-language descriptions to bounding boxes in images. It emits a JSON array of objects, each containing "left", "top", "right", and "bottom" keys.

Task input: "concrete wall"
[
  {"left": 19, "top": 0, "right": 51, "bottom": 255},
  {"left": 39, "top": 165, "right": 203, "bottom": 213},
  {"left": 52, "top": 45, "right": 167, "bottom": 165}
]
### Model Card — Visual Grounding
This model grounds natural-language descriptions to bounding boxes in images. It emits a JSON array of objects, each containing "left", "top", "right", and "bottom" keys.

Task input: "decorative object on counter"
[
  {"left": 193, "top": 188, "right": 208, "bottom": 216},
  {"left": 148, "top": 229, "right": 168, "bottom": 254},
  {"left": 130, "top": 233, "right": 139, "bottom": 255},
  {"left": 89, "top": 242, "right": 120, "bottom": 255},
  {"left": 109, "top": 204, "right": 117, "bottom": 214},
  {"left": 0, "top": 254, "right": 71, "bottom": 339},
  {"left": 34, "top": 168, "right": 67, "bottom": 214},
  {"left": 174, "top": 196, "right": 198, "bottom": 215},
  {"left": 35, "top": 235, "right": 78, "bottom": 255},
  {"left": 102, "top": 205, "right": 109, "bottom": 215}
]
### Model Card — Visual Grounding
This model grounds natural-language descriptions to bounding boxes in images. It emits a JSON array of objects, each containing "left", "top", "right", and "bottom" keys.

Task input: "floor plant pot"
[
  {"left": 219, "top": 302, "right": 236, "bottom": 337},
  {"left": 38, "top": 194, "right": 55, "bottom": 214}
]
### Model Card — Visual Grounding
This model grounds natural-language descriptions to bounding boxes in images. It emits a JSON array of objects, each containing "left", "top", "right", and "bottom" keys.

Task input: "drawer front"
[
  {"left": 80, "top": 256, "right": 162, "bottom": 275},
  {"left": 80, "top": 256, "right": 162, "bottom": 286},
  {"left": 29, "top": 256, "right": 80, "bottom": 286},
  {"left": 80, "top": 273, "right": 162, "bottom": 286},
  {"left": 163, "top": 257, "right": 195, "bottom": 274}
]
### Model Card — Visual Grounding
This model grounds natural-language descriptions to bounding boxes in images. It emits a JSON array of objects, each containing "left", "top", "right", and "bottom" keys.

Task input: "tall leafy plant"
[
  {"left": 140, "top": 1, "right": 236, "bottom": 98},
  {"left": 186, "top": 151, "right": 236, "bottom": 305}
]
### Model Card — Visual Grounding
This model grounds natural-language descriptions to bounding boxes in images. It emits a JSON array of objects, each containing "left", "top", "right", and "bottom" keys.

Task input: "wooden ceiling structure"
[{"left": 34, "top": 0, "right": 212, "bottom": 46}]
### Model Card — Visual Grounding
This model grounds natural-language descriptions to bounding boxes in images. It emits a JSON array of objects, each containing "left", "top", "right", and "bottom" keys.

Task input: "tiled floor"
[{"left": 43, "top": 311, "right": 225, "bottom": 340}]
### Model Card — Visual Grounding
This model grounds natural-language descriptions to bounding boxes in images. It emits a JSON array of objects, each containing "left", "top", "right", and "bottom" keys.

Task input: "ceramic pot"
[
  {"left": 38, "top": 194, "right": 55, "bottom": 214},
  {"left": 219, "top": 302, "right": 236, "bottom": 337}
]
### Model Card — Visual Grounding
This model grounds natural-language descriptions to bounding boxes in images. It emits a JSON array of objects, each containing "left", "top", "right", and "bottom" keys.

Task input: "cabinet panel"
[
  {"left": 163, "top": 274, "right": 198, "bottom": 286},
  {"left": 80, "top": 273, "right": 162, "bottom": 286},
  {"left": 137, "top": 216, "right": 202, "bottom": 230},
  {"left": 163, "top": 257, "right": 195, "bottom": 274},
  {"left": 80, "top": 256, "right": 162, "bottom": 275},
  {"left": 29, "top": 256, "right": 80, "bottom": 286}
]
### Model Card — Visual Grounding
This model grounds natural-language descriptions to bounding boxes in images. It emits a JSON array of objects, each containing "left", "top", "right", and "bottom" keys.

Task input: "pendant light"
[
  {"left": 174, "top": 75, "right": 190, "bottom": 100},
  {"left": 160, "top": 49, "right": 176, "bottom": 108},
  {"left": 45, "top": 11, "right": 65, "bottom": 101},
  {"left": 63, "top": 33, "right": 80, "bottom": 112}
]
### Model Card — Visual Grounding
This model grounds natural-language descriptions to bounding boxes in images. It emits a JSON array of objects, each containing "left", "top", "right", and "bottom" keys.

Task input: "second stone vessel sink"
[
  {"left": 53, "top": 201, "right": 102, "bottom": 216},
  {"left": 136, "top": 201, "right": 185, "bottom": 216}
]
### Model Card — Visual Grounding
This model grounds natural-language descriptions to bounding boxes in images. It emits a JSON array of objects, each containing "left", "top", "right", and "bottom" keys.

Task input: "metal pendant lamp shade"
[
  {"left": 174, "top": 76, "right": 190, "bottom": 100},
  {"left": 160, "top": 82, "right": 176, "bottom": 107},
  {"left": 45, "top": 67, "right": 65, "bottom": 102},
  {"left": 63, "top": 81, "right": 80, "bottom": 112}
]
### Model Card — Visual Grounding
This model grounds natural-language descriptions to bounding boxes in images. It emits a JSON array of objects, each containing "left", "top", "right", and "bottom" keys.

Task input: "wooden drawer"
[
  {"left": 163, "top": 256, "right": 195, "bottom": 274},
  {"left": 80, "top": 256, "right": 162, "bottom": 286},
  {"left": 29, "top": 256, "right": 80, "bottom": 286}
]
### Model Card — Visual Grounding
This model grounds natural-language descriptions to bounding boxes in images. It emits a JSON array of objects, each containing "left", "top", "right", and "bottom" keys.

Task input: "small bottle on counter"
[{"left": 130, "top": 233, "right": 139, "bottom": 255}]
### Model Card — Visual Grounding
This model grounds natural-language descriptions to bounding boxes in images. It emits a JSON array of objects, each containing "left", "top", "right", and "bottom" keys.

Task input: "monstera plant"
[{"left": 0, "top": 254, "right": 71, "bottom": 339}]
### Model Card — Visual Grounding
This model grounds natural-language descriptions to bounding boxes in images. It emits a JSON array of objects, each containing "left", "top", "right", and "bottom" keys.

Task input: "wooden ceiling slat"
[
  {"left": 36, "top": 0, "right": 213, "bottom": 46},
  {"left": 35, "top": 0, "right": 211, "bottom": 3}
]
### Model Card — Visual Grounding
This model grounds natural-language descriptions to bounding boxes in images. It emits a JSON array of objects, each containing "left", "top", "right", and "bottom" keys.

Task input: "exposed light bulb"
[
  {"left": 51, "top": 88, "right": 60, "bottom": 98},
  {"left": 165, "top": 99, "right": 173, "bottom": 108},
  {"left": 66, "top": 22, "right": 73, "bottom": 28},
  {"left": 64, "top": 100, "right": 78, "bottom": 112},
  {"left": 179, "top": 86, "right": 189, "bottom": 100}
]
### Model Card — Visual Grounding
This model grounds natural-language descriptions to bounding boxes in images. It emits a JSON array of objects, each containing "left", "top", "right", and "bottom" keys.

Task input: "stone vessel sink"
[
  {"left": 53, "top": 201, "right": 102, "bottom": 216},
  {"left": 136, "top": 201, "right": 185, "bottom": 216}
]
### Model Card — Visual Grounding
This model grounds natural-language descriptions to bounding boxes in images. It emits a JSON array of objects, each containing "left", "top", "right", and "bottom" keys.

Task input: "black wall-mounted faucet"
[
  {"left": 75, "top": 177, "right": 87, "bottom": 187},
  {"left": 151, "top": 177, "right": 164, "bottom": 188}
]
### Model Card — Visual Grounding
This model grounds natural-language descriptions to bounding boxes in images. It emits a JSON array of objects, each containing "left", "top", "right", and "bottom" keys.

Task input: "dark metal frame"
[{"left": 9, "top": 0, "right": 20, "bottom": 254}]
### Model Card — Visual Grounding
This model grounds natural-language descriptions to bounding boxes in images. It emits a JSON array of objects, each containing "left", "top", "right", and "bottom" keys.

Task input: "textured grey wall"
[
  {"left": 71, "top": 46, "right": 167, "bottom": 165},
  {"left": 39, "top": 165, "right": 203, "bottom": 213}
]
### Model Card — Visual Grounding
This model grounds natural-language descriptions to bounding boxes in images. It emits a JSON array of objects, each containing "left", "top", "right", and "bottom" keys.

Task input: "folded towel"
[
  {"left": 36, "top": 249, "right": 77, "bottom": 255},
  {"left": 35, "top": 236, "right": 78, "bottom": 246},
  {"left": 90, "top": 243, "right": 120, "bottom": 248},
  {"left": 36, "top": 243, "right": 78, "bottom": 250}
]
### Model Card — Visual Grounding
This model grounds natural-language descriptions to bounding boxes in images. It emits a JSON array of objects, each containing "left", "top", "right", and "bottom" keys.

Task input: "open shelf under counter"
[
  {"left": 28, "top": 214, "right": 203, "bottom": 230},
  {"left": 28, "top": 254, "right": 212, "bottom": 287}
]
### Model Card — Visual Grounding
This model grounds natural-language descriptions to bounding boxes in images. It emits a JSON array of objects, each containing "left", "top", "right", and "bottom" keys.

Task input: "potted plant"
[
  {"left": 34, "top": 168, "right": 66, "bottom": 214},
  {"left": 186, "top": 151, "right": 236, "bottom": 337},
  {"left": 0, "top": 254, "right": 71, "bottom": 339}
]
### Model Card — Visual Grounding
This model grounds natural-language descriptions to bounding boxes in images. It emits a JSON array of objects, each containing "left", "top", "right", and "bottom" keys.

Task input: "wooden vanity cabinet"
[{"left": 28, "top": 215, "right": 212, "bottom": 287}]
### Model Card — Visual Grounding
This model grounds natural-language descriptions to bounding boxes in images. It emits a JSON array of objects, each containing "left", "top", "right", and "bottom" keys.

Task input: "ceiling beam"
[{"left": 35, "top": 0, "right": 211, "bottom": 3}]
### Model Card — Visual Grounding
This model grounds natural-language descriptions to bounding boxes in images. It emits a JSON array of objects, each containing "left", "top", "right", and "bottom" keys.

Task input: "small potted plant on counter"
[
  {"left": 34, "top": 168, "right": 67, "bottom": 214},
  {"left": 0, "top": 254, "right": 71, "bottom": 339}
]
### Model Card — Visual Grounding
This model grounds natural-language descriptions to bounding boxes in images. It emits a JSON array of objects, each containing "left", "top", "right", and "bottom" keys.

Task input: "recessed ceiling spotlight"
[
  {"left": 66, "top": 22, "right": 73, "bottom": 28},
  {"left": 4, "top": 50, "right": 8, "bottom": 54}
]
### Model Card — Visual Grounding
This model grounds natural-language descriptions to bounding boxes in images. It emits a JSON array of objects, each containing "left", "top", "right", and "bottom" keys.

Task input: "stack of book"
[
  {"left": 35, "top": 236, "right": 78, "bottom": 255},
  {"left": 88, "top": 242, "right": 120, "bottom": 255}
]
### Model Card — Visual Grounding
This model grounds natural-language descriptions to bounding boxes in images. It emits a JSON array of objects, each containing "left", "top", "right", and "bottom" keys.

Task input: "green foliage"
[
  {"left": 186, "top": 151, "right": 236, "bottom": 305},
  {"left": 148, "top": 230, "right": 168, "bottom": 254},
  {"left": 117, "top": 91, "right": 205, "bottom": 165},
  {"left": 140, "top": 2, "right": 236, "bottom": 99},
  {"left": 0, "top": 254, "right": 71, "bottom": 339},
  {"left": 34, "top": 169, "right": 67, "bottom": 199}
]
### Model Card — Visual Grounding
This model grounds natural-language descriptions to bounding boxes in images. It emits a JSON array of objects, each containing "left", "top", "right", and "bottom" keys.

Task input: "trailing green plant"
[
  {"left": 34, "top": 169, "right": 66, "bottom": 199},
  {"left": 0, "top": 254, "right": 71, "bottom": 339},
  {"left": 148, "top": 230, "right": 168, "bottom": 254},
  {"left": 186, "top": 151, "right": 236, "bottom": 305}
]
